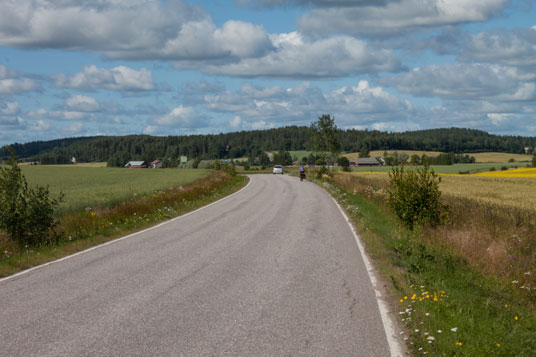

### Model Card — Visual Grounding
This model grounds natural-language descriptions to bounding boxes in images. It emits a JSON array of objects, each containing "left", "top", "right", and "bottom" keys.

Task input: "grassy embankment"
[
  {"left": 0, "top": 166, "right": 248, "bottom": 277},
  {"left": 317, "top": 168, "right": 535, "bottom": 355}
]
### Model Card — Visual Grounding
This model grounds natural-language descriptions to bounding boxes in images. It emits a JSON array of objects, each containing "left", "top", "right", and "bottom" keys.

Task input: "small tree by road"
[
  {"left": 311, "top": 114, "right": 341, "bottom": 167},
  {"left": 0, "top": 147, "right": 62, "bottom": 247}
]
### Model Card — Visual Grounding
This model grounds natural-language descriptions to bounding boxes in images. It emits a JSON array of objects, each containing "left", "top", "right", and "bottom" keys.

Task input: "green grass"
[
  {"left": 319, "top": 177, "right": 536, "bottom": 356},
  {"left": 20, "top": 166, "right": 211, "bottom": 212}
]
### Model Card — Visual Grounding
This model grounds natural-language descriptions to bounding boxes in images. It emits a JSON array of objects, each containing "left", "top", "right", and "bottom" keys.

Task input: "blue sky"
[{"left": 0, "top": 0, "right": 535, "bottom": 146}]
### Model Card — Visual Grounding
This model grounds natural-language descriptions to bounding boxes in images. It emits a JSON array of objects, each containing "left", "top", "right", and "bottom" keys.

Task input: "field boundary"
[{"left": 0, "top": 176, "right": 252, "bottom": 284}]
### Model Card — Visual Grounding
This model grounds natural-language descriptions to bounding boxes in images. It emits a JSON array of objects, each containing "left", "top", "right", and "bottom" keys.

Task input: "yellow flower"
[
  {"left": 400, "top": 299, "right": 403, "bottom": 303},
  {"left": 504, "top": 304, "right": 508, "bottom": 308},
  {"left": 404, "top": 296, "right": 408, "bottom": 300},
  {"left": 496, "top": 344, "right": 501, "bottom": 347},
  {"left": 456, "top": 342, "right": 463, "bottom": 346},
  {"left": 514, "top": 316, "right": 518, "bottom": 320},
  {"left": 411, "top": 294, "right": 416, "bottom": 300}
]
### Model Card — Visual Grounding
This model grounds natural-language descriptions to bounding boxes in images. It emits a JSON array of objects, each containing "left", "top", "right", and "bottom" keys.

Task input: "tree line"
[{"left": 1, "top": 126, "right": 535, "bottom": 166}]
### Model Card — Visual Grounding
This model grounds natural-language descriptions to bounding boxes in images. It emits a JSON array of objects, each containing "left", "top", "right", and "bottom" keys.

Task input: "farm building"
[
  {"left": 124, "top": 161, "right": 148, "bottom": 168},
  {"left": 350, "top": 158, "right": 383, "bottom": 167},
  {"left": 151, "top": 159, "right": 163, "bottom": 168}
]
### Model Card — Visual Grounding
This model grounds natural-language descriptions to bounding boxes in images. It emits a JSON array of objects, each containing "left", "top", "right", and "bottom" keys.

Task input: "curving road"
[{"left": 0, "top": 174, "right": 399, "bottom": 356}]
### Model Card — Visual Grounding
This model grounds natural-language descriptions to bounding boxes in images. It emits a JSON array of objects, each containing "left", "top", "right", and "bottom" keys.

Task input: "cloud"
[
  {"left": 153, "top": 105, "right": 208, "bottom": 129},
  {"left": 0, "top": 101, "right": 19, "bottom": 116},
  {"left": 381, "top": 63, "right": 536, "bottom": 101},
  {"left": 28, "top": 108, "right": 89, "bottom": 121},
  {"left": 28, "top": 120, "right": 51, "bottom": 132},
  {"left": 298, "top": 0, "right": 509, "bottom": 36},
  {"left": 201, "top": 32, "right": 400, "bottom": 78},
  {"left": 204, "top": 80, "right": 412, "bottom": 127},
  {"left": 0, "top": 1, "right": 273, "bottom": 64},
  {"left": 53, "top": 65, "right": 154, "bottom": 91},
  {"left": 460, "top": 28, "right": 536, "bottom": 68},
  {"left": 65, "top": 95, "right": 100, "bottom": 112},
  {"left": 0, "top": 65, "right": 39, "bottom": 94}
]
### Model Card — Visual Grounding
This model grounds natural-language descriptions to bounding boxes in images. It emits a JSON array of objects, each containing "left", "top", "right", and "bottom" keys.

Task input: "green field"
[{"left": 20, "top": 166, "right": 211, "bottom": 212}]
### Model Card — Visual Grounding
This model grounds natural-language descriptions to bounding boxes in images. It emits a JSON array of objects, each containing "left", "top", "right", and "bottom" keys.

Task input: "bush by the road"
[
  {"left": 0, "top": 147, "right": 62, "bottom": 247},
  {"left": 388, "top": 161, "right": 448, "bottom": 230}
]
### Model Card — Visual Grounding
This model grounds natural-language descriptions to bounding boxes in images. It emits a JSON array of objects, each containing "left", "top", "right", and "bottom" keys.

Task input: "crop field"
[
  {"left": 346, "top": 161, "right": 523, "bottom": 174},
  {"left": 346, "top": 167, "right": 536, "bottom": 210},
  {"left": 20, "top": 166, "right": 211, "bottom": 212},
  {"left": 344, "top": 150, "right": 531, "bottom": 163}
]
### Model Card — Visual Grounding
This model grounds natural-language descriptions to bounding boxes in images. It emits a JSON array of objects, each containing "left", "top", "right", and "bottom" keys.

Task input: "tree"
[
  {"left": 311, "top": 114, "right": 341, "bottom": 167},
  {"left": 359, "top": 146, "right": 370, "bottom": 158},
  {"left": 0, "top": 147, "right": 62, "bottom": 247},
  {"left": 337, "top": 156, "right": 351, "bottom": 171},
  {"left": 533, "top": 151, "right": 536, "bottom": 167}
]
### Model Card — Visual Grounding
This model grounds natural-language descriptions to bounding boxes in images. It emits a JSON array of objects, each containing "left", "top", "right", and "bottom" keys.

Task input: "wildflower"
[
  {"left": 415, "top": 329, "right": 419, "bottom": 333},
  {"left": 514, "top": 316, "right": 518, "bottom": 321},
  {"left": 456, "top": 342, "right": 463, "bottom": 346},
  {"left": 427, "top": 336, "right": 435, "bottom": 341},
  {"left": 437, "top": 330, "right": 442, "bottom": 334},
  {"left": 512, "top": 280, "right": 519, "bottom": 284},
  {"left": 425, "top": 313, "right": 430, "bottom": 316},
  {"left": 451, "top": 327, "right": 458, "bottom": 332},
  {"left": 504, "top": 304, "right": 508, "bottom": 308},
  {"left": 496, "top": 344, "right": 501, "bottom": 347},
  {"left": 400, "top": 299, "right": 403, "bottom": 303}
]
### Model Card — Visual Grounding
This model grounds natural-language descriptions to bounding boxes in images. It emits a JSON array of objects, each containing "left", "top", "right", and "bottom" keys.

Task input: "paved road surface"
[{"left": 1, "top": 174, "right": 398, "bottom": 356}]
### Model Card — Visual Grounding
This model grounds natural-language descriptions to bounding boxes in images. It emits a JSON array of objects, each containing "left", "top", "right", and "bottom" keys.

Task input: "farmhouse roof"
[
  {"left": 151, "top": 159, "right": 161, "bottom": 165},
  {"left": 125, "top": 161, "right": 147, "bottom": 167}
]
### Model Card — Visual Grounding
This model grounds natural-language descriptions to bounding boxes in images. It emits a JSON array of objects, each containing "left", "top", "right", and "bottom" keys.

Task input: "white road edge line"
[
  {"left": 332, "top": 197, "right": 404, "bottom": 357},
  {"left": 0, "top": 176, "right": 253, "bottom": 284}
]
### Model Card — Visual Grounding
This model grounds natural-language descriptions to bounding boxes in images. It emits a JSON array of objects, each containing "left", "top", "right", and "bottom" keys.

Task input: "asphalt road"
[{"left": 0, "top": 174, "right": 398, "bottom": 356}]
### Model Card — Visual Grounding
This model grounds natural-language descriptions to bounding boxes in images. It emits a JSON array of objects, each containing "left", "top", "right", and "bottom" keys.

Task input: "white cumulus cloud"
[{"left": 53, "top": 65, "right": 154, "bottom": 91}]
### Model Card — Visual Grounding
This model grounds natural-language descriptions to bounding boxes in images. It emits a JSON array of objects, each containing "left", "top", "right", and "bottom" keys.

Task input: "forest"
[{"left": 1, "top": 126, "right": 535, "bottom": 166}]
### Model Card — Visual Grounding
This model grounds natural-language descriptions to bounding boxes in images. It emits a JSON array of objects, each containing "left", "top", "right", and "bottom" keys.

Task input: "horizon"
[{"left": 1, "top": 1, "right": 535, "bottom": 146}]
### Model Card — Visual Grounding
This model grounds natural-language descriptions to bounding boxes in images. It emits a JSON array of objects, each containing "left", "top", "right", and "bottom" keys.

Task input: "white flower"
[
  {"left": 451, "top": 327, "right": 458, "bottom": 332},
  {"left": 415, "top": 329, "right": 420, "bottom": 333},
  {"left": 425, "top": 313, "right": 430, "bottom": 316},
  {"left": 512, "top": 280, "right": 519, "bottom": 284},
  {"left": 427, "top": 336, "right": 435, "bottom": 341},
  {"left": 437, "top": 330, "right": 442, "bottom": 334}
]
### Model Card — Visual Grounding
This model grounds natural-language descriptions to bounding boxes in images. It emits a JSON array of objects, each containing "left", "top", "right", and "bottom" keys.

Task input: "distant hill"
[{"left": 1, "top": 127, "right": 534, "bottom": 166}]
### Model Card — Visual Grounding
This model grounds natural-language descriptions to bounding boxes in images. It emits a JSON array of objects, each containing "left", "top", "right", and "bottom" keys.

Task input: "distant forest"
[{"left": 1, "top": 127, "right": 535, "bottom": 166}]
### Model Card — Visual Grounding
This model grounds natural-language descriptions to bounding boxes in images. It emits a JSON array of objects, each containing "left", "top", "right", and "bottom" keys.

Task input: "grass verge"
[
  {"left": 314, "top": 172, "right": 535, "bottom": 356},
  {"left": 0, "top": 171, "right": 248, "bottom": 278}
]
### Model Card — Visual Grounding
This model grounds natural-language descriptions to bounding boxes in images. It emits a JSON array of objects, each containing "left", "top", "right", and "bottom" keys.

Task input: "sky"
[{"left": 0, "top": 0, "right": 535, "bottom": 146}]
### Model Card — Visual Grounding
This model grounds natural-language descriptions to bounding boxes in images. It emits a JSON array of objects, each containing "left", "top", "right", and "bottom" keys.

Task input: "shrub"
[
  {"left": 501, "top": 166, "right": 508, "bottom": 171},
  {"left": 0, "top": 147, "right": 62, "bottom": 247},
  {"left": 387, "top": 162, "right": 448, "bottom": 230}
]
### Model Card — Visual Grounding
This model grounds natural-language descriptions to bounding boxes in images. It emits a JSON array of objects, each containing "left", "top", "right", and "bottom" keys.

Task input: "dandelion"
[
  {"left": 514, "top": 316, "right": 518, "bottom": 321},
  {"left": 504, "top": 304, "right": 508, "bottom": 308},
  {"left": 456, "top": 342, "right": 463, "bottom": 346}
]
